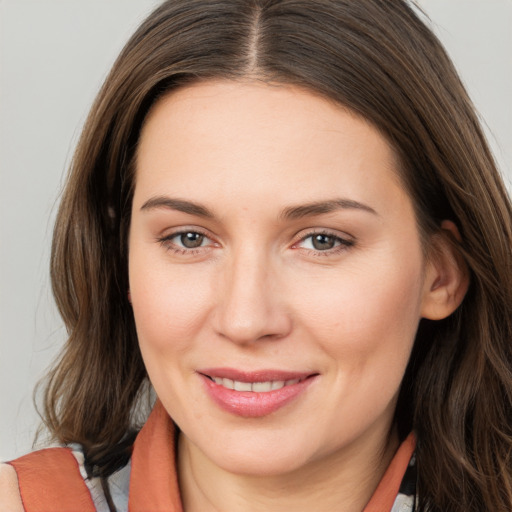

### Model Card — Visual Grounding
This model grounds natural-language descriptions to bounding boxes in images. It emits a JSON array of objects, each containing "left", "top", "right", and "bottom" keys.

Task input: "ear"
[{"left": 420, "top": 220, "right": 470, "bottom": 320}]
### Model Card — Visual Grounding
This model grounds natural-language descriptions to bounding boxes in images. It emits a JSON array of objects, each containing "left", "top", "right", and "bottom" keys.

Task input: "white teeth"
[
  {"left": 222, "top": 378, "right": 234, "bottom": 389},
  {"left": 234, "top": 381, "right": 252, "bottom": 391},
  {"left": 210, "top": 377, "right": 302, "bottom": 392},
  {"left": 252, "top": 381, "right": 273, "bottom": 392}
]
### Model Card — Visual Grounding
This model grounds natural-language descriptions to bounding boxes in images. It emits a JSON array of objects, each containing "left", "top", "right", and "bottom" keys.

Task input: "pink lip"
[{"left": 198, "top": 368, "right": 318, "bottom": 418}]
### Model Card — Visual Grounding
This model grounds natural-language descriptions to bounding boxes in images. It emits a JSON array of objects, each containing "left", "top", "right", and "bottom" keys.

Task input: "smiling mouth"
[
  {"left": 199, "top": 369, "right": 318, "bottom": 417},
  {"left": 205, "top": 376, "right": 306, "bottom": 392}
]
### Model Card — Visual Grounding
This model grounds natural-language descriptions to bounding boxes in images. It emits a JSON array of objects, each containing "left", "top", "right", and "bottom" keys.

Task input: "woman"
[{"left": 2, "top": 0, "right": 511, "bottom": 510}]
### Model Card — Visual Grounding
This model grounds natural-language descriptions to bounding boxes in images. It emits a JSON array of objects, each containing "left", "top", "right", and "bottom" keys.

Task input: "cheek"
[
  {"left": 294, "top": 249, "right": 424, "bottom": 366},
  {"left": 128, "top": 251, "right": 214, "bottom": 354},
  {"left": 290, "top": 253, "right": 424, "bottom": 442}
]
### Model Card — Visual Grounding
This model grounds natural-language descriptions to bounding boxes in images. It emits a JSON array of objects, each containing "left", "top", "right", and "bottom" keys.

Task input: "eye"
[
  {"left": 304, "top": 233, "right": 338, "bottom": 251},
  {"left": 175, "top": 231, "right": 207, "bottom": 249},
  {"left": 295, "top": 231, "right": 354, "bottom": 253},
  {"left": 158, "top": 229, "right": 214, "bottom": 253}
]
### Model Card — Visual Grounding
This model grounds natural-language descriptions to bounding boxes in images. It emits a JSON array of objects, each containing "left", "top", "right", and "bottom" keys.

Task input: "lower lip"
[{"left": 200, "top": 374, "right": 316, "bottom": 418}]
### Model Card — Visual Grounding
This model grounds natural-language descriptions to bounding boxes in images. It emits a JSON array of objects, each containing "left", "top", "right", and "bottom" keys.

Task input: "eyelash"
[
  {"left": 157, "top": 229, "right": 355, "bottom": 256},
  {"left": 157, "top": 228, "right": 215, "bottom": 255},
  {"left": 293, "top": 230, "right": 355, "bottom": 256}
]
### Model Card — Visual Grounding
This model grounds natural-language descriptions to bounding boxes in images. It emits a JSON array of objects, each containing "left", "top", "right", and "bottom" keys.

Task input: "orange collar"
[{"left": 129, "top": 400, "right": 183, "bottom": 511}]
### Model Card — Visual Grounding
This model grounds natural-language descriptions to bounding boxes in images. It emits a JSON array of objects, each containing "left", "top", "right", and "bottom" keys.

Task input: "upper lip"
[{"left": 198, "top": 367, "right": 317, "bottom": 383}]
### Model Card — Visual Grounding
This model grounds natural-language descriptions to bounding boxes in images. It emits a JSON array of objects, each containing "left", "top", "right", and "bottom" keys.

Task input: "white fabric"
[{"left": 69, "top": 445, "right": 130, "bottom": 512}]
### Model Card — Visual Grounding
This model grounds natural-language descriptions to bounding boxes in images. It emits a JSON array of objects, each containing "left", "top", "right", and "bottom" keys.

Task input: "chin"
[
  {"left": 211, "top": 445, "right": 312, "bottom": 477},
  {"left": 182, "top": 421, "right": 318, "bottom": 477}
]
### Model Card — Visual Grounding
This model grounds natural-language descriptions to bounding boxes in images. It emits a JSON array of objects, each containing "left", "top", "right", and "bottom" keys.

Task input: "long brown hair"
[{"left": 42, "top": 1, "right": 512, "bottom": 510}]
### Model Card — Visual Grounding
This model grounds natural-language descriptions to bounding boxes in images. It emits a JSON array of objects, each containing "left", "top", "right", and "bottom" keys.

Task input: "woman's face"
[{"left": 129, "top": 80, "right": 435, "bottom": 476}]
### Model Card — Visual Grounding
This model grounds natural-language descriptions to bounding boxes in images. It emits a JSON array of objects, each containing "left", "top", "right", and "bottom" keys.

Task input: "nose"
[{"left": 212, "top": 248, "right": 292, "bottom": 345}]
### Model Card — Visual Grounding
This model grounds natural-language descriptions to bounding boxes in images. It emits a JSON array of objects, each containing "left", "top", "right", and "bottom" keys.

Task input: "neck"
[{"left": 177, "top": 426, "right": 399, "bottom": 512}]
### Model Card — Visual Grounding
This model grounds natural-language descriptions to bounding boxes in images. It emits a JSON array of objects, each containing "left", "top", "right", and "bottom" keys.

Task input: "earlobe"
[{"left": 421, "top": 220, "right": 470, "bottom": 320}]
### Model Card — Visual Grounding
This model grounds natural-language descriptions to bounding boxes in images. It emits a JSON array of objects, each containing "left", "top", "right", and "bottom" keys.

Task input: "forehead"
[{"left": 134, "top": 80, "right": 407, "bottom": 216}]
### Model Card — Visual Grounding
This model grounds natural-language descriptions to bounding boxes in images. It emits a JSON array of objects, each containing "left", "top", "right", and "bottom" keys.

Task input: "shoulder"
[
  {"left": 0, "top": 463, "right": 24, "bottom": 511},
  {"left": 2, "top": 446, "right": 131, "bottom": 512},
  {"left": 3, "top": 447, "right": 96, "bottom": 512}
]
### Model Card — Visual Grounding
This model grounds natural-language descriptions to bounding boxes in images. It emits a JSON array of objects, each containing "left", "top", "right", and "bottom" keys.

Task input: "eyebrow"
[
  {"left": 280, "top": 198, "right": 378, "bottom": 220},
  {"left": 140, "top": 196, "right": 378, "bottom": 219},
  {"left": 140, "top": 196, "right": 214, "bottom": 218}
]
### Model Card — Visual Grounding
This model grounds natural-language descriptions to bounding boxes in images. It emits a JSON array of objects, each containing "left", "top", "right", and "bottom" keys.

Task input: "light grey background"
[{"left": 1, "top": 0, "right": 511, "bottom": 461}]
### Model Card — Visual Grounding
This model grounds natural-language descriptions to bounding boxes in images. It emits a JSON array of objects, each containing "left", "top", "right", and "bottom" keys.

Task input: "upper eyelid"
[
  {"left": 293, "top": 227, "right": 354, "bottom": 243},
  {"left": 159, "top": 226, "right": 214, "bottom": 240},
  {"left": 156, "top": 228, "right": 216, "bottom": 249}
]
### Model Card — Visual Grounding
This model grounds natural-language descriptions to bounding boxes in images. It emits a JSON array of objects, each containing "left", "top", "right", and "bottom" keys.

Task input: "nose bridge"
[{"left": 214, "top": 244, "right": 290, "bottom": 344}]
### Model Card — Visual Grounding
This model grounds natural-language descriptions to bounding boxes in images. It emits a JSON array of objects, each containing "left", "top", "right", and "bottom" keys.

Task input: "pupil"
[
  {"left": 181, "top": 232, "right": 204, "bottom": 248},
  {"left": 313, "top": 234, "right": 334, "bottom": 250}
]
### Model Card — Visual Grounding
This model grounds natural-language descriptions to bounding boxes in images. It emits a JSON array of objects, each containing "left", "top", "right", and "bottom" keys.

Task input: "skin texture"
[
  {"left": 0, "top": 464, "right": 24, "bottom": 511},
  {"left": 129, "top": 81, "right": 468, "bottom": 512}
]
